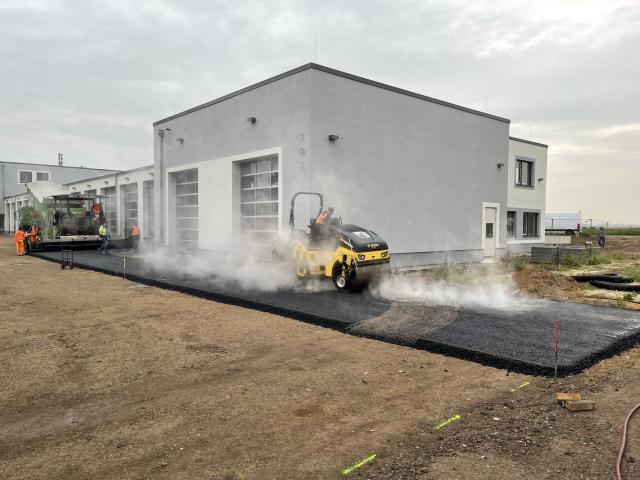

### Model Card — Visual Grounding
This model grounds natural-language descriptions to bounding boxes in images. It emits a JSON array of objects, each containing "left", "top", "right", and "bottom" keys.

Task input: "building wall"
[
  {"left": 1, "top": 162, "right": 118, "bottom": 231},
  {"left": 153, "top": 70, "right": 313, "bottom": 249},
  {"left": 152, "top": 67, "right": 511, "bottom": 267},
  {"left": 65, "top": 166, "right": 154, "bottom": 239},
  {"left": 506, "top": 138, "right": 548, "bottom": 254},
  {"left": 306, "top": 69, "right": 510, "bottom": 266}
]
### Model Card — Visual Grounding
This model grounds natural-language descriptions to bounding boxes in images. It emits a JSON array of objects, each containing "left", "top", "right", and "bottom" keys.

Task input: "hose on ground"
[{"left": 616, "top": 401, "right": 640, "bottom": 480}]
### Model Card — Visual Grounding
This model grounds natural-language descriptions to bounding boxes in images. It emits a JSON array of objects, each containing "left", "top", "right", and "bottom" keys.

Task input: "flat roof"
[
  {"left": 154, "top": 63, "right": 511, "bottom": 126},
  {"left": 63, "top": 164, "right": 153, "bottom": 187},
  {"left": 509, "top": 136, "right": 548, "bottom": 148},
  {"left": 0, "top": 161, "right": 120, "bottom": 172}
]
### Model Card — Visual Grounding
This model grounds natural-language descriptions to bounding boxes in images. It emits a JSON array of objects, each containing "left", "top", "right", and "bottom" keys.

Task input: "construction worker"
[
  {"left": 598, "top": 227, "right": 606, "bottom": 249},
  {"left": 98, "top": 222, "right": 109, "bottom": 255},
  {"left": 15, "top": 227, "right": 26, "bottom": 256},
  {"left": 315, "top": 207, "right": 334, "bottom": 225},
  {"left": 29, "top": 224, "right": 38, "bottom": 245},
  {"left": 131, "top": 224, "right": 140, "bottom": 249}
]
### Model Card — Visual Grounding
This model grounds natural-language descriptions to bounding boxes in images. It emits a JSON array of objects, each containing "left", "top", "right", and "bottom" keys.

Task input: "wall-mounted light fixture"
[
  {"left": 103, "top": 181, "right": 109, "bottom": 185},
  {"left": 86, "top": 184, "right": 91, "bottom": 188},
  {"left": 158, "top": 127, "right": 172, "bottom": 137},
  {"left": 538, "top": 177, "right": 544, "bottom": 182},
  {"left": 496, "top": 162, "right": 505, "bottom": 168},
  {"left": 247, "top": 116, "right": 257, "bottom": 124},
  {"left": 149, "top": 172, "right": 154, "bottom": 177},
  {"left": 71, "top": 187, "right": 76, "bottom": 191},
  {"left": 124, "top": 177, "right": 129, "bottom": 183},
  {"left": 328, "top": 134, "right": 340, "bottom": 142},
  {"left": 177, "top": 137, "right": 184, "bottom": 144}
]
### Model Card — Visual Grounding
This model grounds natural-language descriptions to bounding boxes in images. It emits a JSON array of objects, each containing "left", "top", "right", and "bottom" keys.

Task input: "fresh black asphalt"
[{"left": 35, "top": 249, "right": 640, "bottom": 377}]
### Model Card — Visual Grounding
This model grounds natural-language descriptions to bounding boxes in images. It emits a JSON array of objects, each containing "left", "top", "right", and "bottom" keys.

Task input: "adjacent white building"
[{"left": 506, "top": 137, "right": 549, "bottom": 254}]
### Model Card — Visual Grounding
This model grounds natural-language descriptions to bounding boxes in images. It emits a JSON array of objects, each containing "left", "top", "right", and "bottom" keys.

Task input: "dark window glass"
[{"left": 507, "top": 211, "right": 516, "bottom": 238}]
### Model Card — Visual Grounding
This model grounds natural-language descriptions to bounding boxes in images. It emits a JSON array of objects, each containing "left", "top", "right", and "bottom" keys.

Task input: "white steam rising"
[
  {"left": 371, "top": 269, "right": 542, "bottom": 312},
  {"left": 138, "top": 244, "right": 332, "bottom": 293}
]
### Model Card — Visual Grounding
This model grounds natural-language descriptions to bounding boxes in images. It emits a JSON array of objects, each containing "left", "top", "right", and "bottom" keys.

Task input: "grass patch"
[
  {"left": 561, "top": 255, "right": 583, "bottom": 267},
  {"left": 623, "top": 293, "right": 636, "bottom": 302},
  {"left": 581, "top": 227, "right": 640, "bottom": 236},
  {"left": 588, "top": 256, "right": 611, "bottom": 265},
  {"left": 513, "top": 256, "right": 528, "bottom": 271}
]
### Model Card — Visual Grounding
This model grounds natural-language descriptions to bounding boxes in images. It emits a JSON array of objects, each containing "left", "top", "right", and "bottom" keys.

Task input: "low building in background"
[{"left": 2, "top": 161, "right": 119, "bottom": 233}]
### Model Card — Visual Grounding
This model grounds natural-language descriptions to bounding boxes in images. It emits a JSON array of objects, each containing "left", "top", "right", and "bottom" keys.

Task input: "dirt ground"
[
  {"left": 514, "top": 236, "right": 640, "bottom": 310},
  {"left": 0, "top": 236, "right": 639, "bottom": 479}
]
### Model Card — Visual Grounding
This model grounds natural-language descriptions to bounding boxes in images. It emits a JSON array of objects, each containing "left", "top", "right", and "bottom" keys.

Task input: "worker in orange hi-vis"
[{"left": 15, "top": 228, "right": 26, "bottom": 256}]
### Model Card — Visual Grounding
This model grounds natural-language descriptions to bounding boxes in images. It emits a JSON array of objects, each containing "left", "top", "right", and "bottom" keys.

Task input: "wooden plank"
[
  {"left": 556, "top": 392, "right": 581, "bottom": 403},
  {"left": 563, "top": 399, "right": 595, "bottom": 411}
]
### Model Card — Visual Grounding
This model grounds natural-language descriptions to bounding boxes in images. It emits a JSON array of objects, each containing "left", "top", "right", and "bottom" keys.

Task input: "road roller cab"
[{"left": 288, "top": 192, "right": 391, "bottom": 291}]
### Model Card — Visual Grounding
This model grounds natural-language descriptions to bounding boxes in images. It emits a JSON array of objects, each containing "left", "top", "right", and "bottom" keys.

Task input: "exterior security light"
[
  {"left": 177, "top": 137, "right": 184, "bottom": 144},
  {"left": 86, "top": 184, "right": 91, "bottom": 188},
  {"left": 103, "top": 181, "right": 109, "bottom": 185},
  {"left": 496, "top": 163, "right": 504, "bottom": 168},
  {"left": 71, "top": 187, "right": 76, "bottom": 191},
  {"left": 247, "top": 116, "right": 257, "bottom": 124},
  {"left": 328, "top": 134, "right": 340, "bottom": 142},
  {"left": 538, "top": 177, "right": 544, "bottom": 182}
]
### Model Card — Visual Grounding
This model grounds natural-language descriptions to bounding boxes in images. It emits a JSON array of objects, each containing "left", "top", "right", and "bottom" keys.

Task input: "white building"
[
  {"left": 506, "top": 137, "right": 549, "bottom": 254},
  {"left": 63, "top": 166, "right": 155, "bottom": 239},
  {"left": 152, "top": 63, "right": 548, "bottom": 267},
  {"left": 2, "top": 161, "right": 119, "bottom": 233},
  {"left": 4, "top": 64, "right": 549, "bottom": 265}
]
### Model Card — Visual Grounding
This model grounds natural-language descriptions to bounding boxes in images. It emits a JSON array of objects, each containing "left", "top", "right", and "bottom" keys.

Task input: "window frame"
[
  {"left": 18, "top": 170, "right": 33, "bottom": 183},
  {"left": 522, "top": 211, "right": 540, "bottom": 238},
  {"left": 36, "top": 171, "right": 50, "bottom": 181},
  {"left": 515, "top": 157, "right": 535, "bottom": 188}
]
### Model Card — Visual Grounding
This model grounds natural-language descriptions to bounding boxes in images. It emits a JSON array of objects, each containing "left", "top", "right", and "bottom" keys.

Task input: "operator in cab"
[{"left": 315, "top": 207, "right": 334, "bottom": 225}]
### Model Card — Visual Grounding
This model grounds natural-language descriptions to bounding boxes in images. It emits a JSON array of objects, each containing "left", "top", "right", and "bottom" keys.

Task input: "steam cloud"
[{"left": 370, "top": 267, "right": 543, "bottom": 312}]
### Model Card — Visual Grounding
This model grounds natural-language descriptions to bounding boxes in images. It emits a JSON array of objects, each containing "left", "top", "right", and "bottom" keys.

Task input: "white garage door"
[
  {"left": 102, "top": 186, "right": 117, "bottom": 236},
  {"left": 175, "top": 169, "right": 198, "bottom": 246},
  {"left": 240, "top": 156, "right": 278, "bottom": 245},
  {"left": 123, "top": 183, "right": 138, "bottom": 232}
]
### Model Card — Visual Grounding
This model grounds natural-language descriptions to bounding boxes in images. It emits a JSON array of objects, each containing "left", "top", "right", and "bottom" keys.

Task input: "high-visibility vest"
[{"left": 99, "top": 225, "right": 107, "bottom": 237}]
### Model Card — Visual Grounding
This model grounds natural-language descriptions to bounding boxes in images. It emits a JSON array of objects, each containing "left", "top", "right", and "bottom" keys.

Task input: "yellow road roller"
[{"left": 288, "top": 192, "right": 391, "bottom": 291}]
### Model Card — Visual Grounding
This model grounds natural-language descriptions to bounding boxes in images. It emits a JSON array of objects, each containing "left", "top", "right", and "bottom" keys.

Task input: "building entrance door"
[{"left": 484, "top": 207, "right": 497, "bottom": 257}]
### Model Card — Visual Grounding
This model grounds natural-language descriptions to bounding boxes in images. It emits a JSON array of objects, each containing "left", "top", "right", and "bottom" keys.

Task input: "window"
[
  {"left": 240, "top": 156, "right": 278, "bottom": 245},
  {"left": 36, "top": 171, "right": 50, "bottom": 181},
  {"left": 507, "top": 211, "right": 516, "bottom": 238},
  {"left": 485, "top": 223, "right": 494, "bottom": 238},
  {"left": 523, "top": 212, "right": 539, "bottom": 237},
  {"left": 515, "top": 159, "right": 534, "bottom": 187},
  {"left": 174, "top": 169, "right": 198, "bottom": 246},
  {"left": 18, "top": 170, "right": 32, "bottom": 183}
]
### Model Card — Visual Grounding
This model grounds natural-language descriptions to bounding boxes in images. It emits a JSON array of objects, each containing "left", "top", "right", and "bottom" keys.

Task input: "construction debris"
[
  {"left": 556, "top": 392, "right": 581, "bottom": 403},
  {"left": 563, "top": 400, "right": 596, "bottom": 412}
]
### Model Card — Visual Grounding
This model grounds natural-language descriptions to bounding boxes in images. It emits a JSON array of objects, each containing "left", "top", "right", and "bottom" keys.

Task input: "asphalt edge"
[{"left": 33, "top": 252, "right": 640, "bottom": 378}]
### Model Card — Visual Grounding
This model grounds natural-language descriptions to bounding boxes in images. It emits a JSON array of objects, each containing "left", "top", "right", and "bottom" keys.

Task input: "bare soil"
[
  {"left": 514, "top": 236, "right": 640, "bottom": 310},
  {"left": 0, "top": 236, "right": 639, "bottom": 479}
]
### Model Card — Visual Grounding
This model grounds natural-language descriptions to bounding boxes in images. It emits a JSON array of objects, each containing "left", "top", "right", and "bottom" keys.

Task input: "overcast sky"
[{"left": 1, "top": 0, "right": 638, "bottom": 224}]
